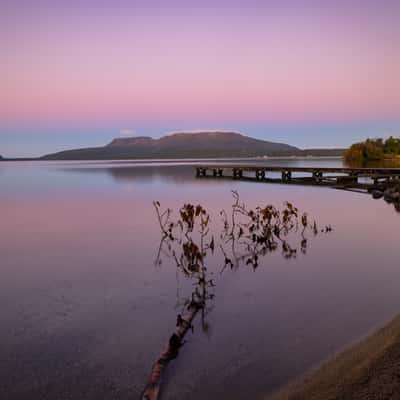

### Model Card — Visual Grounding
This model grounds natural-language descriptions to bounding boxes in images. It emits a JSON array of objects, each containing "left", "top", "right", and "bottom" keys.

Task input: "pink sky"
[{"left": 1, "top": 1, "right": 399, "bottom": 155}]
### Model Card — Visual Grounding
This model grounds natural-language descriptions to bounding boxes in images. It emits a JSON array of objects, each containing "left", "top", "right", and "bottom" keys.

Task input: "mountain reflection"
[{"left": 59, "top": 164, "right": 197, "bottom": 184}]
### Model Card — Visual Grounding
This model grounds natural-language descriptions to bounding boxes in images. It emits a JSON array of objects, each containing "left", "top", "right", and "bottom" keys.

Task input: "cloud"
[{"left": 119, "top": 129, "right": 135, "bottom": 136}]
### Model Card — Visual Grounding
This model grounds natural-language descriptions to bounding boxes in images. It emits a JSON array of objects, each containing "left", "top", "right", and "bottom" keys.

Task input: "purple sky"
[{"left": 1, "top": 0, "right": 400, "bottom": 157}]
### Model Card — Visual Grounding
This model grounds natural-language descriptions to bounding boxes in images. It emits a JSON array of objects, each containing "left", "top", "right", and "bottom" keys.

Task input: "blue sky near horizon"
[{"left": 2, "top": 121, "right": 400, "bottom": 158}]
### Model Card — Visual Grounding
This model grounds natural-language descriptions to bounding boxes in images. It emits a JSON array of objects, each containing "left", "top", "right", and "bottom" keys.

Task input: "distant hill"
[
  {"left": 297, "top": 148, "right": 345, "bottom": 157},
  {"left": 41, "top": 131, "right": 343, "bottom": 160},
  {"left": 42, "top": 131, "right": 300, "bottom": 160}
]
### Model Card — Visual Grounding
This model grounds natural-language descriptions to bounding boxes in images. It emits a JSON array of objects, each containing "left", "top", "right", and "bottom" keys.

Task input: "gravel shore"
[{"left": 269, "top": 315, "right": 400, "bottom": 400}]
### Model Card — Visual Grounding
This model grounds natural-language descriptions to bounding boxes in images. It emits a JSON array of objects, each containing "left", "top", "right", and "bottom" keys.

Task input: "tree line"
[{"left": 344, "top": 136, "right": 400, "bottom": 161}]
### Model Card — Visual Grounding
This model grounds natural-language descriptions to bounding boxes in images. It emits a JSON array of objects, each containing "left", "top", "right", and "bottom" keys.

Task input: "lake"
[{"left": 1, "top": 158, "right": 400, "bottom": 400}]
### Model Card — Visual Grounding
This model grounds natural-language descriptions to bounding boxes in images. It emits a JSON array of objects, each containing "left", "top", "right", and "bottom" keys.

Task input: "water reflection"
[
  {"left": 55, "top": 158, "right": 344, "bottom": 185},
  {"left": 1, "top": 161, "right": 400, "bottom": 400},
  {"left": 344, "top": 158, "right": 400, "bottom": 169},
  {"left": 57, "top": 160, "right": 400, "bottom": 214}
]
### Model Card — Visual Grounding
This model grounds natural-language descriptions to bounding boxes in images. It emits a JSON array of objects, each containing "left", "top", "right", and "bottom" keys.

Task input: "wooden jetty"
[{"left": 195, "top": 165, "right": 400, "bottom": 191}]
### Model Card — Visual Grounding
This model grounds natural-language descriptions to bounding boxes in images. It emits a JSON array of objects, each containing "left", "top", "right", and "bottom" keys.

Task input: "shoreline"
[
  {"left": 0, "top": 155, "right": 344, "bottom": 162},
  {"left": 269, "top": 314, "right": 400, "bottom": 400}
]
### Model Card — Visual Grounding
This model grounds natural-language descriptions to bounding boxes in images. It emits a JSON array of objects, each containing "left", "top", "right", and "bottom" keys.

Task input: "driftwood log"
[{"left": 140, "top": 299, "right": 203, "bottom": 400}]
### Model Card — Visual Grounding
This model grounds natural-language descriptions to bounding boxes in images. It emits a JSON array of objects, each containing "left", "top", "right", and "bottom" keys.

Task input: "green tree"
[{"left": 344, "top": 136, "right": 400, "bottom": 161}]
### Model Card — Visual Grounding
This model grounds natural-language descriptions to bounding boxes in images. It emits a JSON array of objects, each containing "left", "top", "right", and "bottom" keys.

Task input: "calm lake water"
[{"left": 1, "top": 158, "right": 400, "bottom": 400}]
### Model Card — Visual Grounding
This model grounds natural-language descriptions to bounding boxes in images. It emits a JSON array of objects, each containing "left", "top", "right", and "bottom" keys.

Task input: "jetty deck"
[{"left": 195, "top": 165, "right": 400, "bottom": 191}]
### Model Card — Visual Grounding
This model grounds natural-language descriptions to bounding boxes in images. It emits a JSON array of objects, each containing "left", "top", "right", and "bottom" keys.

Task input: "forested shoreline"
[{"left": 345, "top": 136, "right": 400, "bottom": 162}]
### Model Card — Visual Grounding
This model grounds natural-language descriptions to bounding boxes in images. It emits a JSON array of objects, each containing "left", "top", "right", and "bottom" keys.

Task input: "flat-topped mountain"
[
  {"left": 41, "top": 131, "right": 302, "bottom": 160},
  {"left": 40, "top": 131, "right": 344, "bottom": 160}
]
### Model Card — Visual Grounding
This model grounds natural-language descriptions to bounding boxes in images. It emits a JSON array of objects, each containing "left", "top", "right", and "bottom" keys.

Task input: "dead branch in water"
[
  {"left": 141, "top": 192, "right": 331, "bottom": 399},
  {"left": 142, "top": 203, "right": 214, "bottom": 400}
]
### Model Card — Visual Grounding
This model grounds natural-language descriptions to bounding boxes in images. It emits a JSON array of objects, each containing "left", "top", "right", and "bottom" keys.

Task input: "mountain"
[{"left": 41, "top": 131, "right": 303, "bottom": 160}]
